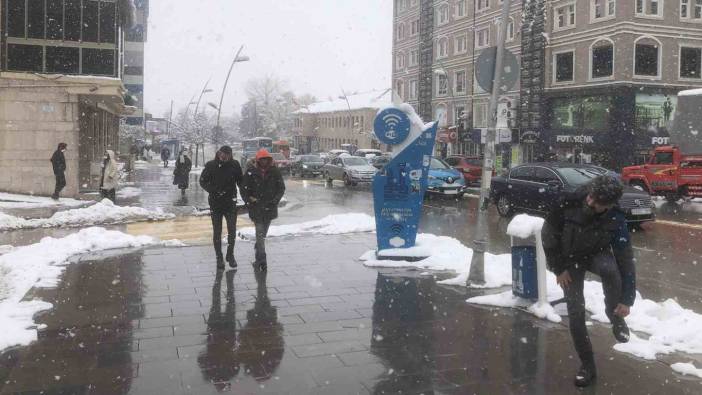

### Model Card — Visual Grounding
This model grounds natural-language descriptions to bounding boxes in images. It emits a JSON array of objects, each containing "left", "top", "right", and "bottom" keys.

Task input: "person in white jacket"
[{"left": 100, "top": 150, "right": 119, "bottom": 202}]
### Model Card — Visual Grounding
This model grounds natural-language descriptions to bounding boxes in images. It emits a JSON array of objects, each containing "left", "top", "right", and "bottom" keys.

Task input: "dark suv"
[
  {"left": 490, "top": 163, "right": 655, "bottom": 224},
  {"left": 290, "top": 155, "right": 325, "bottom": 178}
]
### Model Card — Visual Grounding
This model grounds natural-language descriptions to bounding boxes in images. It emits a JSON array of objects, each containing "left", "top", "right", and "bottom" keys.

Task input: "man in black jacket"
[
  {"left": 199, "top": 146, "right": 244, "bottom": 270},
  {"left": 50, "top": 143, "right": 67, "bottom": 200},
  {"left": 242, "top": 149, "right": 285, "bottom": 272},
  {"left": 542, "top": 175, "right": 636, "bottom": 387}
]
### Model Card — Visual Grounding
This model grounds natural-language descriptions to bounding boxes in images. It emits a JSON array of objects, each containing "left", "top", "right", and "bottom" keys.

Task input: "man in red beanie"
[{"left": 242, "top": 149, "right": 286, "bottom": 271}]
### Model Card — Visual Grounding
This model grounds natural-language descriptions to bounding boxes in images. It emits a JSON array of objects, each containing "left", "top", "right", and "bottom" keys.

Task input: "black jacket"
[
  {"left": 199, "top": 159, "right": 244, "bottom": 212},
  {"left": 242, "top": 164, "right": 285, "bottom": 222},
  {"left": 541, "top": 193, "right": 636, "bottom": 306},
  {"left": 50, "top": 150, "right": 66, "bottom": 175},
  {"left": 173, "top": 156, "right": 192, "bottom": 188}
]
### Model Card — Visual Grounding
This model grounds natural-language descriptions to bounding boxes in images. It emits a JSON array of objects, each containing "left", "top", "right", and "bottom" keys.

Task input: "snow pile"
[
  {"left": 671, "top": 362, "right": 702, "bottom": 378},
  {"left": 0, "top": 245, "right": 14, "bottom": 255},
  {"left": 506, "top": 214, "right": 544, "bottom": 238},
  {"left": 360, "top": 234, "right": 512, "bottom": 289},
  {"left": 0, "top": 192, "right": 88, "bottom": 209},
  {"left": 0, "top": 227, "right": 167, "bottom": 351},
  {"left": 238, "top": 213, "right": 375, "bottom": 239},
  {"left": 0, "top": 199, "right": 174, "bottom": 231},
  {"left": 117, "top": 187, "right": 142, "bottom": 198}
]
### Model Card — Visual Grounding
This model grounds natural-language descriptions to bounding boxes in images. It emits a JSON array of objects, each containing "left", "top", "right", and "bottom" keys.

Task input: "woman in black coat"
[
  {"left": 173, "top": 148, "right": 192, "bottom": 194},
  {"left": 242, "top": 149, "right": 285, "bottom": 271}
]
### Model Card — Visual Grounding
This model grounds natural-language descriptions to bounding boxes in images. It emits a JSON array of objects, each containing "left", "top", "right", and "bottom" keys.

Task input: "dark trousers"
[
  {"left": 53, "top": 173, "right": 66, "bottom": 198},
  {"left": 100, "top": 188, "right": 116, "bottom": 203},
  {"left": 211, "top": 207, "right": 237, "bottom": 257},
  {"left": 254, "top": 220, "right": 272, "bottom": 264},
  {"left": 564, "top": 252, "right": 622, "bottom": 364}
]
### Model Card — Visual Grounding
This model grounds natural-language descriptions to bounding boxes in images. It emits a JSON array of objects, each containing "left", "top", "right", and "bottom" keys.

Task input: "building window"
[
  {"left": 680, "top": 47, "right": 702, "bottom": 78},
  {"left": 497, "top": 18, "right": 515, "bottom": 42},
  {"left": 65, "top": 0, "right": 82, "bottom": 41},
  {"left": 396, "top": 23, "right": 405, "bottom": 40},
  {"left": 476, "top": 27, "right": 489, "bottom": 49},
  {"left": 554, "top": 3, "right": 576, "bottom": 30},
  {"left": 410, "top": 19, "right": 419, "bottom": 36},
  {"left": 6, "top": 0, "right": 26, "bottom": 37},
  {"left": 635, "top": 40, "right": 660, "bottom": 77},
  {"left": 409, "top": 80, "right": 418, "bottom": 100},
  {"left": 395, "top": 80, "right": 404, "bottom": 100},
  {"left": 99, "top": 1, "right": 117, "bottom": 44},
  {"left": 591, "top": 41, "right": 614, "bottom": 79},
  {"left": 46, "top": 0, "right": 64, "bottom": 40},
  {"left": 437, "top": 74, "right": 448, "bottom": 96},
  {"left": 46, "top": 46, "right": 80, "bottom": 74},
  {"left": 455, "top": 35, "right": 468, "bottom": 54},
  {"left": 681, "top": 0, "right": 702, "bottom": 20},
  {"left": 82, "top": 48, "right": 115, "bottom": 76},
  {"left": 592, "top": 0, "right": 616, "bottom": 20},
  {"left": 6, "top": 44, "right": 43, "bottom": 72},
  {"left": 455, "top": 70, "right": 466, "bottom": 93},
  {"left": 455, "top": 105, "right": 466, "bottom": 126},
  {"left": 474, "top": 102, "right": 488, "bottom": 127},
  {"left": 410, "top": 49, "right": 419, "bottom": 66},
  {"left": 395, "top": 53, "right": 406, "bottom": 70},
  {"left": 477, "top": 0, "right": 490, "bottom": 11},
  {"left": 554, "top": 51, "right": 574, "bottom": 83},
  {"left": 437, "top": 4, "right": 449, "bottom": 25},
  {"left": 437, "top": 38, "right": 448, "bottom": 58},
  {"left": 27, "top": 0, "right": 45, "bottom": 39},
  {"left": 456, "top": 0, "right": 467, "bottom": 17},
  {"left": 636, "top": 0, "right": 663, "bottom": 17}
]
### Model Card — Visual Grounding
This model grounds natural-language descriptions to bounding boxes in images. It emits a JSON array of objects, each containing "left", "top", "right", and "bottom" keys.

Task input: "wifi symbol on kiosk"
[
  {"left": 374, "top": 108, "right": 410, "bottom": 145},
  {"left": 390, "top": 224, "right": 404, "bottom": 234}
]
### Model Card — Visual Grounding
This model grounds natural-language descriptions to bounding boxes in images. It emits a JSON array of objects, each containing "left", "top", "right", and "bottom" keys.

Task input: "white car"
[
  {"left": 355, "top": 149, "right": 384, "bottom": 158},
  {"left": 324, "top": 156, "right": 377, "bottom": 186}
]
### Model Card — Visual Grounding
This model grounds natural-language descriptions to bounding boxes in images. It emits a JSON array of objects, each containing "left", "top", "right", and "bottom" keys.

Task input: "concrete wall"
[{"left": 0, "top": 79, "right": 80, "bottom": 197}]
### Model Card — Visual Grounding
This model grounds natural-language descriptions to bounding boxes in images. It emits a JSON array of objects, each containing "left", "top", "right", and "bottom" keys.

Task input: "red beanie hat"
[{"left": 256, "top": 149, "right": 272, "bottom": 160}]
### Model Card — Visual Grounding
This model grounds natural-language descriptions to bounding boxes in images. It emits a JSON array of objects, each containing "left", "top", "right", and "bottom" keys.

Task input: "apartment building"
[
  {"left": 0, "top": 0, "right": 136, "bottom": 196},
  {"left": 392, "top": 0, "right": 702, "bottom": 169},
  {"left": 123, "top": 0, "right": 148, "bottom": 126}
]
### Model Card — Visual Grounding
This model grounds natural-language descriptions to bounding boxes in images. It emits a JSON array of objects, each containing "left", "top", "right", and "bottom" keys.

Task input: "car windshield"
[
  {"left": 301, "top": 155, "right": 323, "bottom": 163},
  {"left": 556, "top": 167, "right": 603, "bottom": 186},
  {"left": 343, "top": 157, "right": 368, "bottom": 166},
  {"left": 430, "top": 158, "right": 450, "bottom": 170}
]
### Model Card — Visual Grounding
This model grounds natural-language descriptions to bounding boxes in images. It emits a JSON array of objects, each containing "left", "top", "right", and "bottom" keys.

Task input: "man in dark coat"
[
  {"left": 200, "top": 146, "right": 244, "bottom": 270},
  {"left": 161, "top": 147, "right": 171, "bottom": 168},
  {"left": 50, "top": 143, "right": 67, "bottom": 200},
  {"left": 541, "top": 175, "right": 636, "bottom": 387},
  {"left": 242, "top": 149, "right": 286, "bottom": 271},
  {"left": 173, "top": 148, "right": 192, "bottom": 195}
]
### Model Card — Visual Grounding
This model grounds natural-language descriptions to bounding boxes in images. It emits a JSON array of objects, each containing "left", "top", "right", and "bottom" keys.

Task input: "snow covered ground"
[
  {"left": 0, "top": 192, "right": 89, "bottom": 209},
  {"left": 238, "top": 213, "right": 375, "bottom": 239},
  {"left": 0, "top": 199, "right": 174, "bottom": 231},
  {"left": 0, "top": 227, "right": 178, "bottom": 351},
  {"left": 116, "top": 187, "right": 143, "bottom": 199}
]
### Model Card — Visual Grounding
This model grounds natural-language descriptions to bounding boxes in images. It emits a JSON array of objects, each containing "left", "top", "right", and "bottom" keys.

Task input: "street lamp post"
[
  {"left": 213, "top": 45, "right": 250, "bottom": 146},
  {"left": 192, "top": 80, "right": 213, "bottom": 167}
]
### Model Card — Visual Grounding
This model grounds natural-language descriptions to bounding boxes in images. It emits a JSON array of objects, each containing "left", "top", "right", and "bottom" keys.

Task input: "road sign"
[{"left": 475, "top": 47, "right": 519, "bottom": 94}]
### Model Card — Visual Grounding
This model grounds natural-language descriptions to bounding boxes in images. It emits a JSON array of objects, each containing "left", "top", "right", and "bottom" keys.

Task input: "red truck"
[{"left": 621, "top": 146, "right": 702, "bottom": 201}]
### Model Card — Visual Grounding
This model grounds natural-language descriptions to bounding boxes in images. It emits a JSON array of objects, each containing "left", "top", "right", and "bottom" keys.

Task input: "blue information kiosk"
[{"left": 372, "top": 106, "right": 438, "bottom": 255}]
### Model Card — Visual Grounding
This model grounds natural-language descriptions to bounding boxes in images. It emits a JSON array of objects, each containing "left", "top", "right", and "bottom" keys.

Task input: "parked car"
[
  {"left": 291, "top": 155, "right": 325, "bottom": 178},
  {"left": 324, "top": 156, "right": 377, "bottom": 186},
  {"left": 328, "top": 149, "right": 350, "bottom": 159},
  {"left": 427, "top": 157, "right": 466, "bottom": 197},
  {"left": 355, "top": 149, "right": 384, "bottom": 159},
  {"left": 370, "top": 154, "right": 392, "bottom": 170},
  {"left": 490, "top": 163, "right": 655, "bottom": 224},
  {"left": 272, "top": 152, "right": 292, "bottom": 173},
  {"left": 445, "top": 155, "right": 483, "bottom": 185}
]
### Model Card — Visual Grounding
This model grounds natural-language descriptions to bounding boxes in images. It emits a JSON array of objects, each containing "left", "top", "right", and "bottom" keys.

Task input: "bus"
[
  {"left": 242, "top": 137, "right": 273, "bottom": 162},
  {"left": 272, "top": 140, "right": 291, "bottom": 159}
]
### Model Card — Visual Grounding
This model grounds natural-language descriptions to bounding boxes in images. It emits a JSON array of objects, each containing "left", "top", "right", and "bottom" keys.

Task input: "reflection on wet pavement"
[{"left": 1, "top": 235, "right": 700, "bottom": 394}]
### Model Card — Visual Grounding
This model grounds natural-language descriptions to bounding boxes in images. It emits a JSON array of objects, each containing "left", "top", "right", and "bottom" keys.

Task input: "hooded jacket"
[
  {"left": 101, "top": 150, "right": 119, "bottom": 190},
  {"left": 242, "top": 155, "right": 285, "bottom": 223}
]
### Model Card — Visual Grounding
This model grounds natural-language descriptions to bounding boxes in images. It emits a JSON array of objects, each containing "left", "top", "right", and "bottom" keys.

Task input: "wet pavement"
[{"left": 1, "top": 235, "right": 701, "bottom": 394}]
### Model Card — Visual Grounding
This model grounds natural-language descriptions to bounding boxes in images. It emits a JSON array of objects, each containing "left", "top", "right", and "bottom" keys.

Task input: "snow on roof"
[
  {"left": 678, "top": 88, "right": 702, "bottom": 97},
  {"left": 296, "top": 89, "right": 393, "bottom": 114}
]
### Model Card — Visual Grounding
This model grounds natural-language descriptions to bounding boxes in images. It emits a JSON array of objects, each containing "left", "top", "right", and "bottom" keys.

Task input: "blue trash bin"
[{"left": 512, "top": 245, "right": 538, "bottom": 299}]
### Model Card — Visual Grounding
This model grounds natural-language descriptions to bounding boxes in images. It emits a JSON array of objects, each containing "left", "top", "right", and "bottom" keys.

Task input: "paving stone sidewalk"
[{"left": 0, "top": 234, "right": 700, "bottom": 394}]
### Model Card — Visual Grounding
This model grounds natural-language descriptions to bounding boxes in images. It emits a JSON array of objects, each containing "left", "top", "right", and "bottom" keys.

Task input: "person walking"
[
  {"left": 541, "top": 175, "right": 636, "bottom": 387},
  {"left": 242, "top": 149, "right": 285, "bottom": 272},
  {"left": 161, "top": 146, "right": 171, "bottom": 168},
  {"left": 199, "top": 146, "right": 244, "bottom": 270},
  {"left": 100, "top": 150, "right": 119, "bottom": 203},
  {"left": 173, "top": 148, "right": 192, "bottom": 195},
  {"left": 50, "top": 143, "right": 68, "bottom": 200}
]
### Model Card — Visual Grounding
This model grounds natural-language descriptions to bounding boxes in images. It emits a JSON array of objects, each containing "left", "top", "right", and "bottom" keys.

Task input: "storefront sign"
[
  {"left": 520, "top": 131, "right": 540, "bottom": 144},
  {"left": 373, "top": 107, "right": 437, "bottom": 250},
  {"left": 556, "top": 135, "right": 594, "bottom": 144},
  {"left": 652, "top": 136, "right": 670, "bottom": 145}
]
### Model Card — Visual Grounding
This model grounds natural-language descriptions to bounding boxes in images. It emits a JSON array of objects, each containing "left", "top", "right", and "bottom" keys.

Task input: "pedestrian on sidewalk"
[
  {"left": 100, "top": 150, "right": 119, "bottom": 203},
  {"left": 199, "top": 145, "right": 244, "bottom": 270},
  {"left": 173, "top": 148, "right": 192, "bottom": 195},
  {"left": 50, "top": 143, "right": 67, "bottom": 200},
  {"left": 242, "top": 149, "right": 286, "bottom": 272},
  {"left": 161, "top": 146, "right": 171, "bottom": 168},
  {"left": 541, "top": 175, "right": 636, "bottom": 387}
]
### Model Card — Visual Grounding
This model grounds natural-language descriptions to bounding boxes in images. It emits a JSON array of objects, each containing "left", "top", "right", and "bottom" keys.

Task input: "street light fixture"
[{"left": 215, "top": 45, "right": 250, "bottom": 140}]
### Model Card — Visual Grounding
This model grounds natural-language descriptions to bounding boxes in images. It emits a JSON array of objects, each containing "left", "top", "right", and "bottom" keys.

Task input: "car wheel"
[
  {"left": 343, "top": 173, "right": 352, "bottom": 186},
  {"left": 456, "top": 192, "right": 465, "bottom": 199},
  {"left": 630, "top": 180, "right": 649, "bottom": 193},
  {"left": 496, "top": 195, "right": 513, "bottom": 217}
]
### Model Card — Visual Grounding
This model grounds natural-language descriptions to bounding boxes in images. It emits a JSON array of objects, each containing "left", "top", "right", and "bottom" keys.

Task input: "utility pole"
[
  {"left": 214, "top": 45, "right": 249, "bottom": 146},
  {"left": 467, "top": 0, "right": 512, "bottom": 286},
  {"left": 166, "top": 100, "right": 173, "bottom": 137}
]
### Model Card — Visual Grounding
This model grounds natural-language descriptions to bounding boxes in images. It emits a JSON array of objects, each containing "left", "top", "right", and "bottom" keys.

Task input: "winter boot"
[
  {"left": 226, "top": 246, "right": 237, "bottom": 269},
  {"left": 216, "top": 255, "right": 225, "bottom": 270},
  {"left": 574, "top": 357, "right": 597, "bottom": 387},
  {"left": 611, "top": 315, "right": 630, "bottom": 343}
]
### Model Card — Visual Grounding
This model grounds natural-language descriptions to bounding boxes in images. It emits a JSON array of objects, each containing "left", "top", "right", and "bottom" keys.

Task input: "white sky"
[{"left": 144, "top": 0, "right": 393, "bottom": 118}]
